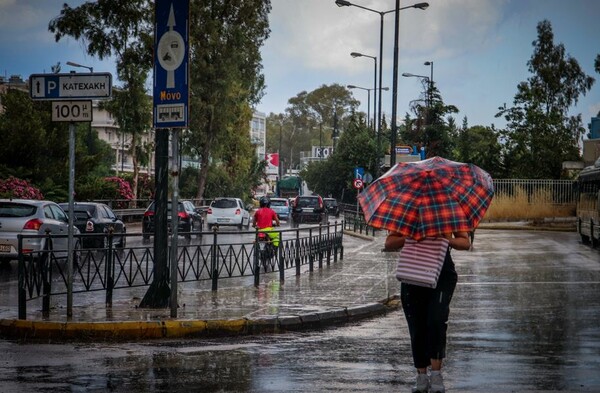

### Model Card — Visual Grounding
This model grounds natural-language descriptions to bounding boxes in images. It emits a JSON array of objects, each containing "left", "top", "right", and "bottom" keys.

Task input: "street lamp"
[
  {"left": 347, "top": 85, "right": 389, "bottom": 130},
  {"left": 402, "top": 72, "right": 430, "bottom": 125},
  {"left": 66, "top": 61, "right": 93, "bottom": 73},
  {"left": 336, "top": 0, "right": 429, "bottom": 169},
  {"left": 350, "top": 52, "right": 377, "bottom": 130},
  {"left": 424, "top": 60, "right": 433, "bottom": 108}
]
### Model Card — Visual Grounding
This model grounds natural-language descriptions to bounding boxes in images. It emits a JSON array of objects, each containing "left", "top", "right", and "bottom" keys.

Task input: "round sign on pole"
[{"left": 353, "top": 178, "right": 364, "bottom": 189}]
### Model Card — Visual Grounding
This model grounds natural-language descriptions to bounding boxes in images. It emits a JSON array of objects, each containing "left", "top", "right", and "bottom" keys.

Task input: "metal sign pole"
[
  {"left": 67, "top": 122, "right": 75, "bottom": 319},
  {"left": 170, "top": 129, "right": 179, "bottom": 318}
]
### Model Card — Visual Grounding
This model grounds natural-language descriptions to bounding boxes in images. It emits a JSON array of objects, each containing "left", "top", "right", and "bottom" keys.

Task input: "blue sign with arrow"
[{"left": 153, "top": 0, "right": 189, "bottom": 129}]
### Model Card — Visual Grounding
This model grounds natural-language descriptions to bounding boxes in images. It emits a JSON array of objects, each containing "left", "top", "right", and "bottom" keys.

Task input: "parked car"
[
  {"left": 142, "top": 200, "right": 204, "bottom": 240},
  {"left": 269, "top": 197, "right": 291, "bottom": 221},
  {"left": 323, "top": 198, "right": 340, "bottom": 218},
  {"left": 290, "top": 195, "right": 327, "bottom": 227},
  {"left": 206, "top": 197, "right": 251, "bottom": 230},
  {"left": 0, "top": 199, "right": 81, "bottom": 263},
  {"left": 59, "top": 202, "right": 126, "bottom": 248}
]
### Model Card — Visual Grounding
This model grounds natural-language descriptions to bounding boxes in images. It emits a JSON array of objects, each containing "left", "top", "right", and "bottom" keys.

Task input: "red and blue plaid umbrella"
[{"left": 358, "top": 156, "right": 494, "bottom": 240}]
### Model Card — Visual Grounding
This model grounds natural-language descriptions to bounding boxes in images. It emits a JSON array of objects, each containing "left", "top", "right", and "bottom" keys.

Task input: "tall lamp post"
[
  {"left": 424, "top": 60, "right": 433, "bottom": 108},
  {"left": 336, "top": 0, "right": 429, "bottom": 170},
  {"left": 350, "top": 52, "right": 377, "bottom": 130},
  {"left": 402, "top": 72, "right": 430, "bottom": 126},
  {"left": 347, "top": 85, "right": 372, "bottom": 128}
]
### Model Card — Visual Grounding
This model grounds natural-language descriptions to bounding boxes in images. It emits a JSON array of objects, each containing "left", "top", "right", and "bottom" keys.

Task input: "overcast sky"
[{"left": 1, "top": 0, "right": 599, "bottom": 131}]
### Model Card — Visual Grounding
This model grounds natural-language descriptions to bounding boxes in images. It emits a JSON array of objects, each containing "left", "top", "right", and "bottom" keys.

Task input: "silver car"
[
  {"left": 0, "top": 199, "right": 80, "bottom": 263},
  {"left": 270, "top": 197, "right": 291, "bottom": 221},
  {"left": 206, "top": 197, "right": 251, "bottom": 230}
]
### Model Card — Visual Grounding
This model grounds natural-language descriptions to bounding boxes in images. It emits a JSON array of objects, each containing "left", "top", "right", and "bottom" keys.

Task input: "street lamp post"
[
  {"left": 424, "top": 60, "right": 433, "bottom": 108},
  {"left": 336, "top": 0, "right": 429, "bottom": 170},
  {"left": 402, "top": 72, "right": 430, "bottom": 127},
  {"left": 66, "top": 61, "right": 93, "bottom": 73},
  {"left": 350, "top": 52, "right": 377, "bottom": 130},
  {"left": 347, "top": 85, "right": 389, "bottom": 130}
]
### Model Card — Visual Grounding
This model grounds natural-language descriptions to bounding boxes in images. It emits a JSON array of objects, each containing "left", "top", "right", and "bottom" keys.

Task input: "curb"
[{"left": 0, "top": 296, "right": 400, "bottom": 342}]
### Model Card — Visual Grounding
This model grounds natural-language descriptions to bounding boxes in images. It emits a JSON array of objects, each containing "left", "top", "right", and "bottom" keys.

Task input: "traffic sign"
[
  {"left": 353, "top": 178, "right": 364, "bottom": 189},
  {"left": 354, "top": 167, "right": 364, "bottom": 180},
  {"left": 51, "top": 101, "right": 93, "bottom": 122},
  {"left": 29, "top": 73, "right": 112, "bottom": 100},
  {"left": 153, "top": 0, "right": 189, "bottom": 128}
]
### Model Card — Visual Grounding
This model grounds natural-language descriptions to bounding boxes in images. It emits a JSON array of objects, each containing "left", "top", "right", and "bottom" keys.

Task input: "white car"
[
  {"left": 206, "top": 197, "right": 251, "bottom": 230},
  {"left": 0, "top": 199, "right": 81, "bottom": 264}
]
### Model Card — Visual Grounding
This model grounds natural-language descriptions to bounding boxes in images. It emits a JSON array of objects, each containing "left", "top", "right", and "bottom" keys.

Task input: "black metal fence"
[{"left": 17, "top": 222, "right": 344, "bottom": 320}]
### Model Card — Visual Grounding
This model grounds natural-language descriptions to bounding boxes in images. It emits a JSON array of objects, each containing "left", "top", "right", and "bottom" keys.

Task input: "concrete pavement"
[{"left": 0, "top": 220, "right": 576, "bottom": 341}]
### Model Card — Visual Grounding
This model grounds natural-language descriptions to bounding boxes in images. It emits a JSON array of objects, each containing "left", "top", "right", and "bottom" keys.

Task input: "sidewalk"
[
  {"left": 0, "top": 230, "right": 402, "bottom": 341},
  {"left": 0, "top": 220, "right": 574, "bottom": 341}
]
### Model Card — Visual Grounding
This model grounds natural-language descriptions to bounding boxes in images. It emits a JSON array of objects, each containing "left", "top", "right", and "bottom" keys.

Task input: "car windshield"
[
  {"left": 270, "top": 200, "right": 287, "bottom": 207},
  {"left": 73, "top": 211, "right": 90, "bottom": 220},
  {"left": 212, "top": 199, "right": 237, "bottom": 209},
  {"left": 297, "top": 198, "right": 319, "bottom": 208},
  {"left": 324, "top": 200, "right": 337, "bottom": 207},
  {"left": 0, "top": 203, "right": 37, "bottom": 218}
]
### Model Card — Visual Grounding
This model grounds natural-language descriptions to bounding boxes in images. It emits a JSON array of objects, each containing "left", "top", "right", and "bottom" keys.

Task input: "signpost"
[
  {"left": 29, "top": 73, "right": 111, "bottom": 100},
  {"left": 51, "top": 101, "right": 93, "bottom": 122},
  {"left": 29, "top": 71, "right": 112, "bottom": 319},
  {"left": 153, "top": 0, "right": 189, "bottom": 129}
]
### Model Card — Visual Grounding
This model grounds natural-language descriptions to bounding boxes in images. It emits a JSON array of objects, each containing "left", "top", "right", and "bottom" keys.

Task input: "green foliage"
[
  {"left": 301, "top": 114, "right": 377, "bottom": 203},
  {"left": 183, "top": 0, "right": 271, "bottom": 200},
  {"left": 454, "top": 122, "right": 504, "bottom": 178},
  {"left": 496, "top": 20, "right": 595, "bottom": 179}
]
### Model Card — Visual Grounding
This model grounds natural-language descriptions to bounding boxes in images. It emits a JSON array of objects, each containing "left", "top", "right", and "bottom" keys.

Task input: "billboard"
[{"left": 266, "top": 153, "right": 279, "bottom": 175}]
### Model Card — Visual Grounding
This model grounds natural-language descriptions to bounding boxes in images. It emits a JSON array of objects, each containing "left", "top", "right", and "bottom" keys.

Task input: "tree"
[
  {"left": 454, "top": 118, "right": 504, "bottom": 178},
  {"left": 301, "top": 114, "right": 377, "bottom": 202},
  {"left": 184, "top": 0, "right": 271, "bottom": 201},
  {"left": 49, "top": 0, "right": 154, "bottom": 200},
  {"left": 277, "top": 84, "right": 359, "bottom": 170},
  {"left": 401, "top": 82, "right": 458, "bottom": 158},
  {"left": 0, "top": 88, "right": 114, "bottom": 199},
  {"left": 496, "top": 20, "right": 595, "bottom": 178}
]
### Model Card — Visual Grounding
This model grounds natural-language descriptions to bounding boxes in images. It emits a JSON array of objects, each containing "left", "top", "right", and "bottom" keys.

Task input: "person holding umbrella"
[
  {"left": 385, "top": 230, "right": 470, "bottom": 392},
  {"left": 358, "top": 157, "right": 494, "bottom": 393}
]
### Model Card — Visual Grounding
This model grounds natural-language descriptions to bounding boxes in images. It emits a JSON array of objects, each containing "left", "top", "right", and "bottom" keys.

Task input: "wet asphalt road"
[{"left": 1, "top": 229, "right": 599, "bottom": 392}]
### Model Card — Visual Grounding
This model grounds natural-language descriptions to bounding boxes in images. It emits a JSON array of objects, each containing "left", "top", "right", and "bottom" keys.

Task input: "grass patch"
[{"left": 485, "top": 186, "right": 576, "bottom": 221}]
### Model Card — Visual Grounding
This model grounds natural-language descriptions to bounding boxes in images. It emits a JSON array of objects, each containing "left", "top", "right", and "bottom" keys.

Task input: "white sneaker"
[
  {"left": 429, "top": 371, "right": 445, "bottom": 393},
  {"left": 412, "top": 373, "right": 429, "bottom": 393}
]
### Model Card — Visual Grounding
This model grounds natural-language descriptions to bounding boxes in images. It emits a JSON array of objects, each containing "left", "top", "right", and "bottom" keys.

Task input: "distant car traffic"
[
  {"left": 0, "top": 199, "right": 81, "bottom": 263},
  {"left": 206, "top": 197, "right": 251, "bottom": 230},
  {"left": 291, "top": 195, "right": 327, "bottom": 227},
  {"left": 323, "top": 198, "right": 340, "bottom": 218},
  {"left": 59, "top": 202, "right": 126, "bottom": 248},
  {"left": 269, "top": 197, "right": 291, "bottom": 221},
  {"left": 142, "top": 200, "right": 204, "bottom": 240}
]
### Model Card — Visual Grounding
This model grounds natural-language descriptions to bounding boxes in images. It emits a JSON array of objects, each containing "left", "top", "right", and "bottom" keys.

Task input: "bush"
[{"left": 0, "top": 176, "right": 44, "bottom": 199}]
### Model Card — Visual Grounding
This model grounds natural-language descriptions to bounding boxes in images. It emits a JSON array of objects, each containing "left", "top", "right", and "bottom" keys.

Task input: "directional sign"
[
  {"left": 354, "top": 167, "right": 364, "bottom": 180},
  {"left": 29, "top": 73, "right": 112, "bottom": 100},
  {"left": 153, "top": 0, "right": 189, "bottom": 129},
  {"left": 51, "top": 101, "right": 93, "bottom": 122}
]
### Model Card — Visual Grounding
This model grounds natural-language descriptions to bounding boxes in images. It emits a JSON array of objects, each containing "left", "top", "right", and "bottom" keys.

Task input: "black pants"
[{"left": 400, "top": 253, "right": 458, "bottom": 369}]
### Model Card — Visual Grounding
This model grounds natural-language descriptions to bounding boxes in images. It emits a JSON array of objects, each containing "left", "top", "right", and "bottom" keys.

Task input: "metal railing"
[
  {"left": 16, "top": 222, "right": 344, "bottom": 320},
  {"left": 492, "top": 179, "right": 575, "bottom": 205}
]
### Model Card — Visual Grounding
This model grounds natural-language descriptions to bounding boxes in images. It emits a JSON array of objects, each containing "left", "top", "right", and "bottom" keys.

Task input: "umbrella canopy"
[{"left": 358, "top": 156, "right": 494, "bottom": 240}]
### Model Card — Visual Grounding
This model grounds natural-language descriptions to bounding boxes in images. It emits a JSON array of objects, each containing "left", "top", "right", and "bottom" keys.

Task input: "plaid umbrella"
[{"left": 358, "top": 156, "right": 494, "bottom": 240}]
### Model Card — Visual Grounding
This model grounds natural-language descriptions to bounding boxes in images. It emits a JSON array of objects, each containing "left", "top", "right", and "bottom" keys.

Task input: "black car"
[
  {"left": 323, "top": 198, "right": 340, "bottom": 218},
  {"left": 59, "top": 202, "right": 126, "bottom": 248},
  {"left": 142, "top": 200, "right": 203, "bottom": 240},
  {"left": 290, "top": 195, "right": 327, "bottom": 228}
]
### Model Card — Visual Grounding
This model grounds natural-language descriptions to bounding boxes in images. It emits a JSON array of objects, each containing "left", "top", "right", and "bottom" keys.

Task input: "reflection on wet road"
[{"left": 1, "top": 229, "right": 599, "bottom": 392}]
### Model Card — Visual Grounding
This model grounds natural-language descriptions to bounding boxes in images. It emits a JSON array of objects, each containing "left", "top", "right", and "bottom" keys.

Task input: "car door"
[{"left": 44, "top": 203, "right": 71, "bottom": 252}]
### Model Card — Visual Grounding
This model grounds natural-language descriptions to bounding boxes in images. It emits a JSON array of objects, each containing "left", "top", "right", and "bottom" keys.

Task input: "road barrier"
[{"left": 15, "top": 222, "right": 344, "bottom": 321}]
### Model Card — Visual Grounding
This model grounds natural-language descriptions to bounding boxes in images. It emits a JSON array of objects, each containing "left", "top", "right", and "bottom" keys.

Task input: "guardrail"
[{"left": 15, "top": 222, "right": 344, "bottom": 320}]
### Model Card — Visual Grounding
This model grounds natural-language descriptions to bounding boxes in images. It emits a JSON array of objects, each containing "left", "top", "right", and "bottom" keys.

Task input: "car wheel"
[
  {"left": 117, "top": 233, "right": 126, "bottom": 248},
  {"left": 72, "top": 240, "right": 82, "bottom": 268},
  {"left": 208, "top": 224, "right": 213, "bottom": 231}
]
